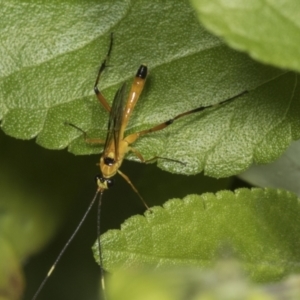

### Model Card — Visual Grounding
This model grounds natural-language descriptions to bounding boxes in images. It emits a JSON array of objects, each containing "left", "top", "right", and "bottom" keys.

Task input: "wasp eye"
[
  {"left": 104, "top": 157, "right": 115, "bottom": 166},
  {"left": 106, "top": 178, "right": 114, "bottom": 188}
]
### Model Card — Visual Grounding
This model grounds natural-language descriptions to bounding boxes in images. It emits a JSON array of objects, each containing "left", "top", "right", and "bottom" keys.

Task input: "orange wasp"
[
  {"left": 90, "top": 33, "right": 245, "bottom": 202},
  {"left": 31, "top": 33, "right": 246, "bottom": 300}
]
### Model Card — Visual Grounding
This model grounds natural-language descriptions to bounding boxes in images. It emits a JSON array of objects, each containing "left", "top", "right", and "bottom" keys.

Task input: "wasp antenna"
[
  {"left": 31, "top": 190, "right": 100, "bottom": 300},
  {"left": 96, "top": 191, "right": 107, "bottom": 300}
]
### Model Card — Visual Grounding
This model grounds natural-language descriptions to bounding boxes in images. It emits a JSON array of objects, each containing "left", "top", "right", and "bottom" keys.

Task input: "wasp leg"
[
  {"left": 117, "top": 169, "right": 150, "bottom": 210},
  {"left": 126, "top": 90, "right": 248, "bottom": 144},
  {"left": 129, "top": 146, "right": 186, "bottom": 166},
  {"left": 64, "top": 122, "right": 105, "bottom": 145},
  {"left": 94, "top": 33, "right": 114, "bottom": 113}
]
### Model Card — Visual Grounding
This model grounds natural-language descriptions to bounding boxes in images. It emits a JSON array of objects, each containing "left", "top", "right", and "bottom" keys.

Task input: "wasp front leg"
[{"left": 94, "top": 33, "right": 114, "bottom": 113}]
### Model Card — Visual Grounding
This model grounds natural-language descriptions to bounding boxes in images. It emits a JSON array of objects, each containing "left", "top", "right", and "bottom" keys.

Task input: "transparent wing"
[{"left": 103, "top": 83, "right": 127, "bottom": 159}]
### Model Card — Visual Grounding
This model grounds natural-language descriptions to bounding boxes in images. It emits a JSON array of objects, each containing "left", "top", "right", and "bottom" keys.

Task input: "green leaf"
[
  {"left": 94, "top": 188, "right": 300, "bottom": 283},
  {"left": 1, "top": 1, "right": 298, "bottom": 178},
  {"left": 107, "top": 262, "right": 300, "bottom": 300},
  {"left": 190, "top": 0, "right": 300, "bottom": 72}
]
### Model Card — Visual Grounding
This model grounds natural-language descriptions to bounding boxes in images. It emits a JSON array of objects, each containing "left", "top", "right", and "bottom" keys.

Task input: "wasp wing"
[{"left": 103, "top": 83, "right": 127, "bottom": 160}]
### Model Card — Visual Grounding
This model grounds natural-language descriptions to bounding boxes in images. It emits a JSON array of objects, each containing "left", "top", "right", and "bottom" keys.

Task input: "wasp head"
[{"left": 95, "top": 174, "right": 114, "bottom": 191}]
